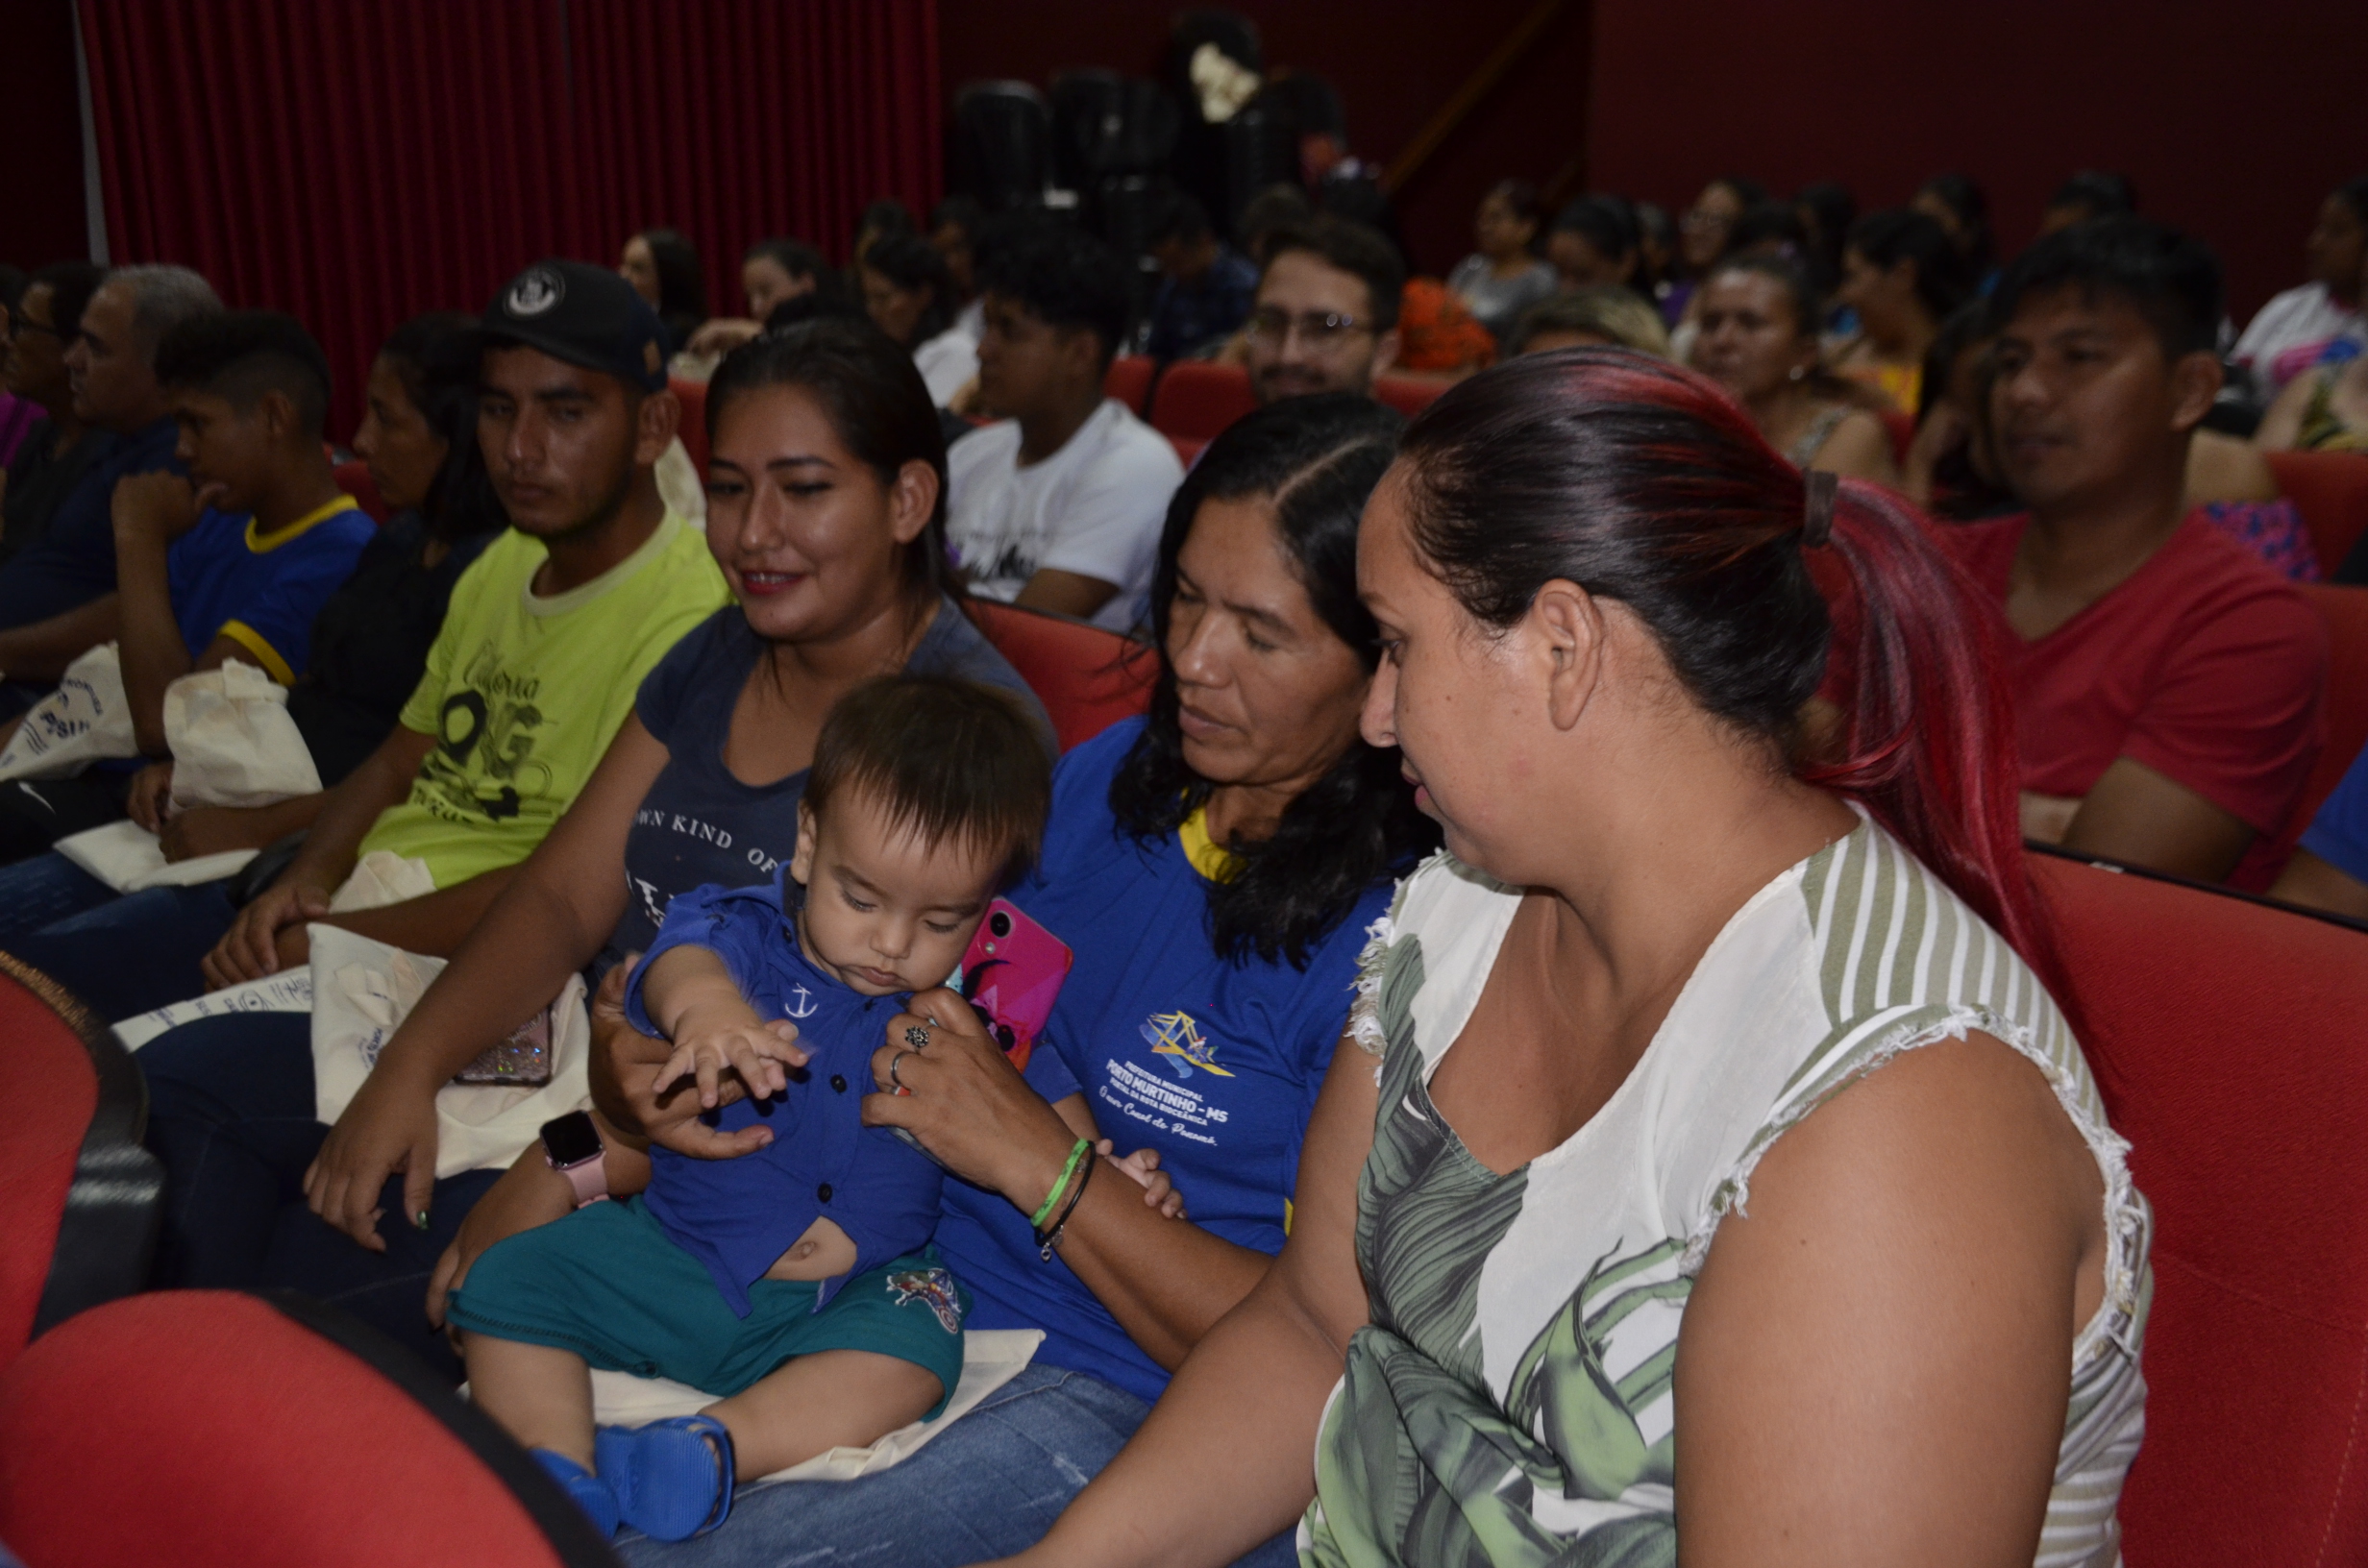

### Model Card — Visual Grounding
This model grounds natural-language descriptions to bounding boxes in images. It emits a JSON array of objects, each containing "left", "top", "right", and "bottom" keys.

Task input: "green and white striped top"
[{"left": 1301, "top": 816, "right": 2151, "bottom": 1568}]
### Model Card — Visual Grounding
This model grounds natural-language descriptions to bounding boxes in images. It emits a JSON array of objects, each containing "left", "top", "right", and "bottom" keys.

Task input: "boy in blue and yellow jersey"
[{"left": 0, "top": 309, "right": 373, "bottom": 863}]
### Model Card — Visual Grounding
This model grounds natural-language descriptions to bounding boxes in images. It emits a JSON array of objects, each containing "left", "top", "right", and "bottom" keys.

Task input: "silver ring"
[
  {"left": 902, "top": 1024, "right": 932, "bottom": 1050},
  {"left": 888, "top": 1049, "right": 916, "bottom": 1093}
]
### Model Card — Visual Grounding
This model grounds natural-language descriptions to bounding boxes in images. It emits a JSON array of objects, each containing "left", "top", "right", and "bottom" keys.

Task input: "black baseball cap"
[{"left": 480, "top": 258, "right": 669, "bottom": 392}]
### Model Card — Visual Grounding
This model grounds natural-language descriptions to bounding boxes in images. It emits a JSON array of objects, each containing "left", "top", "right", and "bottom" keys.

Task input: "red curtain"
[
  {"left": 76, "top": 0, "right": 942, "bottom": 435},
  {"left": 567, "top": 0, "right": 943, "bottom": 317}
]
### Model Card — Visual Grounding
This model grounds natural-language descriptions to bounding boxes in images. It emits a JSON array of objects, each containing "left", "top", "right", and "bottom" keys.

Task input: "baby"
[{"left": 449, "top": 675, "right": 1052, "bottom": 1540}]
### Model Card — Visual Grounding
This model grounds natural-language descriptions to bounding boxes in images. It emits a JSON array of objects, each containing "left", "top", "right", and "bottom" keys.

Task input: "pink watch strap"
[{"left": 555, "top": 1150, "right": 607, "bottom": 1209}]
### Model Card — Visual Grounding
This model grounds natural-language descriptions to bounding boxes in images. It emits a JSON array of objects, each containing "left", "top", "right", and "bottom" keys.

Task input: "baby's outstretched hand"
[
  {"left": 654, "top": 1015, "right": 807, "bottom": 1111},
  {"left": 1097, "top": 1139, "right": 1186, "bottom": 1220}
]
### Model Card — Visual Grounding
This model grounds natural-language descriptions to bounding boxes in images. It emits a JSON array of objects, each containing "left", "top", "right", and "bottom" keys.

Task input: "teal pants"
[{"left": 449, "top": 1197, "right": 968, "bottom": 1419}]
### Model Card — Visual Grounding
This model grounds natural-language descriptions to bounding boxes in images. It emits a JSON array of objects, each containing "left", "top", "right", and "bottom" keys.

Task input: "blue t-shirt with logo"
[
  {"left": 166, "top": 496, "right": 375, "bottom": 681},
  {"left": 626, "top": 873, "right": 944, "bottom": 1318},
  {"left": 932, "top": 716, "right": 1390, "bottom": 1403}
]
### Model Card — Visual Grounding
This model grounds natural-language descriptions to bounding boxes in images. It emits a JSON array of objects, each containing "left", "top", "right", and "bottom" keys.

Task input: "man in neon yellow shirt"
[{"left": 204, "top": 259, "right": 725, "bottom": 981}]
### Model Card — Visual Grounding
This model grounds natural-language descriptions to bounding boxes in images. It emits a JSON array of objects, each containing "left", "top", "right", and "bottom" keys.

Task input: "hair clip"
[{"left": 1802, "top": 469, "right": 1838, "bottom": 549}]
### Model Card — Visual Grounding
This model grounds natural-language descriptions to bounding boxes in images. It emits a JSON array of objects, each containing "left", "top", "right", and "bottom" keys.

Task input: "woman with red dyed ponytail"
[{"left": 998, "top": 348, "right": 2150, "bottom": 1568}]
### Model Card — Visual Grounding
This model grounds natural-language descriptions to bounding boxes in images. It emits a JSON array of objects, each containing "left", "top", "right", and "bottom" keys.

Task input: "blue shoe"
[
  {"left": 595, "top": 1413, "right": 735, "bottom": 1541},
  {"left": 530, "top": 1447, "right": 620, "bottom": 1537}
]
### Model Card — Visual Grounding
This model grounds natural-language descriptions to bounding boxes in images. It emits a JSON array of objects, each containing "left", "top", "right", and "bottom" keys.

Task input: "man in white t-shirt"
[{"left": 948, "top": 224, "right": 1183, "bottom": 632}]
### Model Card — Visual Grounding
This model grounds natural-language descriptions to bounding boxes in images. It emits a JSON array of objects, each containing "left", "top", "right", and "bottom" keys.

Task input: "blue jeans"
[
  {"left": 616, "top": 1362, "right": 1296, "bottom": 1567},
  {"left": 137, "top": 1010, "right": 501, "bottom": 1381},
  {"left": 0, "top": 851, "right": 125, "bottom": 938},
  {"left": 0, "top": 850, "right": 238, "bottom": 1020}
]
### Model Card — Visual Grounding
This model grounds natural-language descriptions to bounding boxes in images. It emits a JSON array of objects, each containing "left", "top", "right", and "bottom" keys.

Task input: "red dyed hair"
[{"left": 1399, "top": 348, "right": 2057, "bottom": 985}]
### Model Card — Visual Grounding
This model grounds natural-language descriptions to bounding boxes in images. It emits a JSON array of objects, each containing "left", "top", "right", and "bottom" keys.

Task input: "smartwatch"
[{"left": 540, "top": 1111, "right": 607, "bottom": 1209}]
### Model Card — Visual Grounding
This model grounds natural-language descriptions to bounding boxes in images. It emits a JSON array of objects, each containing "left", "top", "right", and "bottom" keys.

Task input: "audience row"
[{"left": 0, "top": 155, "right": 2361, "bottom": 1567}]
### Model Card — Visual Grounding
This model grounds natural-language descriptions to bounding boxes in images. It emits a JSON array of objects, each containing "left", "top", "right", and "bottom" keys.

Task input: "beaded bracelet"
[
  {"left": 1029, "top": 1138, "right": 1093, "bottom": 1229},
  {"left": 1036, "top": 1148, "right": 1096, "bottom": 1261}
]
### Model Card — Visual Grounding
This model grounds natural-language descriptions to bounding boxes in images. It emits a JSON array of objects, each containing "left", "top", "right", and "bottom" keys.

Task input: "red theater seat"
[
  {"left": 1148, "top": 360, "right": 1257, "bottom": 443},
  {"left": 2266, "top": 448, "right": 2368, "bottom": 573},
  {"left": 333, "top": 458, "right": 390, "bottom": 524},
  {"left": 1373, "top": 375, "right": 1445, "bottom": 420},
  {"left": 0, "top": 956, "right": 159, "bottom": 1372},
  {"left": 2031, "top": 850, "right": 2368, "bottom": 1566},
  {"left": 1168, "top": 434, "right": 1205, "bottom": 468},
  {"left": 1103, "top": 354, "right": 1156, "bottom": 414},
  {"left": 671, "top": 375, "right": 709, "bottom": 478},
  {"left": 2298, "top": 582, "right": 2368, "bottom": 830},
  {"left": 0, "top": 1291, "right": 620, "bottom": 1568},
  {"left": 1880, "top": 406, "right": 1915, "bottom": 467},
  {"left": 966, "top": 600, "right": 1155, "bottom": 752}
]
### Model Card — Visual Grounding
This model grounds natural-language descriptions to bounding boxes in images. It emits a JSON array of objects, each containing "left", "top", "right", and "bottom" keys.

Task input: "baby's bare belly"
[{"left": 762, "top": 1215, "right": 857, "bottom": 1282}]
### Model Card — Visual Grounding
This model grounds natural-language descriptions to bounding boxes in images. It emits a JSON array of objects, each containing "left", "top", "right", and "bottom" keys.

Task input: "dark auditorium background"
[{"left": 8, "top": 0, "right": 2364, "bottom": 428}]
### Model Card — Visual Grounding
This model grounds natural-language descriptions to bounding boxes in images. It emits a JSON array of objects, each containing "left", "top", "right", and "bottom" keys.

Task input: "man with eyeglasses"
[
  {"left": 1, "top": 261, "right": 108, "bottom": 569},
  {"left": 0, "top": 264, "right": 220, "bottom": 713},
  {"left": 1245, "top": 216, "right": 1405, "bottom": 405}
]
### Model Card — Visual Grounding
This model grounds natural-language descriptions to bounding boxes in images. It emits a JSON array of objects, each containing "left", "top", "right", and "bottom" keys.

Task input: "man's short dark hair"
[
  {"left": 804, "top": 674, "right": 1052, "bottom": 890},
  {"left": 978, "top": 223, "right": 1132, "bottom": 372},
  {"left": 155, "top": 309, "right": 333, "bottom": 438},
  {"left": 1146, "top": 190, "right": 1212, "bottom": 249},
  {"left": 1989, "top": 213, "right": 2222, "bottom": 361},
  {"left": 1263, "top": 216, "right": 1405, "bottom": 333}
]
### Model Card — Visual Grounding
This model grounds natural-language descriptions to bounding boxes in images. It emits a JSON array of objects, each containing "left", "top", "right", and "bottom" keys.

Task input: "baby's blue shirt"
[{"left": 626, "top": 877, "right": 944, "bottom": 1317}]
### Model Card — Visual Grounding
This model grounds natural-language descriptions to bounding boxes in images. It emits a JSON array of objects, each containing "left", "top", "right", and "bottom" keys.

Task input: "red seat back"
[
  {"left": 2266, "top": 449, "right": 2368, "bottom": 573},
  {"left": 332, "top": 458, "right": 391, "bottom": 524},
  {"left": 1103, "top": 355, "right": 1156, "bottom": 415},
  {"left": 670, "top": 375, "right": 709, "bottom": 478},
  {"left": 1880, "top": 407, "right": 1916, "bottom": 467},
  {"left": 1147, "top": 360, "right": 1257, "bottom": 443},
  {"left": 2299, "top": 583, "right": 2368, "bottom": 830},
  {"left": 1373, "top": 375, "right": 1445, "bottom": 420},
  {"left": 0, "top": 1291, "right": 617, "bottom": 1568},
  {"left": 966, "top": 600, "right": 1156, "bottom": 752},
  {"left": 2031, "top": 852, "right": 2368, "bottom": 1565},
  {"left": 1167, "top": 433, "right": 1206, "bottom": 468},
  {"left": 0, "top": 966, "right": 97, "bottom": 1371}
]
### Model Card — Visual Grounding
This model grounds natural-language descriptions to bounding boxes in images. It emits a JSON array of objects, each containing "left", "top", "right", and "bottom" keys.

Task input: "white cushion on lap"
[{"left": 581, "top": 1328, "right": 1044, "bottom": 1482}]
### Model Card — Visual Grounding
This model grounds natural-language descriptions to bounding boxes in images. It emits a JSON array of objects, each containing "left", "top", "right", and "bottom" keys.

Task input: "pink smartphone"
[{"left": 959, "top": 897, "right": 1072, "bottom": 1072}]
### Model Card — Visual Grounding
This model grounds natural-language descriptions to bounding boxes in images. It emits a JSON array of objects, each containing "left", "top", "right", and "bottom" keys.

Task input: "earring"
[{"left": 1788, "top": 365, "right": 1807, "bottom": 381}]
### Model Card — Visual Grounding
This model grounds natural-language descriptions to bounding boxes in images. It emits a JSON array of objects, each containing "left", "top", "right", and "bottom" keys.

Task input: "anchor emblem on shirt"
[{"left": 783, "top": 985, "right": 817, "bottom": 1019}]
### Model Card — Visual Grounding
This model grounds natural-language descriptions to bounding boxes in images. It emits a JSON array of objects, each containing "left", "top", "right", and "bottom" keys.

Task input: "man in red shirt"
[{"left": 1949, "top": 215, "right": 2325, "bottom": 890}]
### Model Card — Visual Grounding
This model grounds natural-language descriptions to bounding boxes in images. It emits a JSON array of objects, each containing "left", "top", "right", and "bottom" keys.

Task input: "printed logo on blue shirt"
[
  {"left": 887, "top": 1267, "right": 964, "bottom": 1334},
  {"left": 1140, "top": 1010, "right": 1233, "bottom": 1079}
]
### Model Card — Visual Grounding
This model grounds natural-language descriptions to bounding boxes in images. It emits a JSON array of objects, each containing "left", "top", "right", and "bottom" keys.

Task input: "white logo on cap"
[{"left": 506, "top": 267, "right": 565, "bottom": 318}]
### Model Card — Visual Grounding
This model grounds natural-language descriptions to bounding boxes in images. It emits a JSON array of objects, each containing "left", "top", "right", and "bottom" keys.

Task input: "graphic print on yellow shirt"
[
  {"left": 359, "top": 514, "right": 727, "bottom": 888},
  {"left": 414, "top": 643, "right": 557, "bottom": 825}
]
